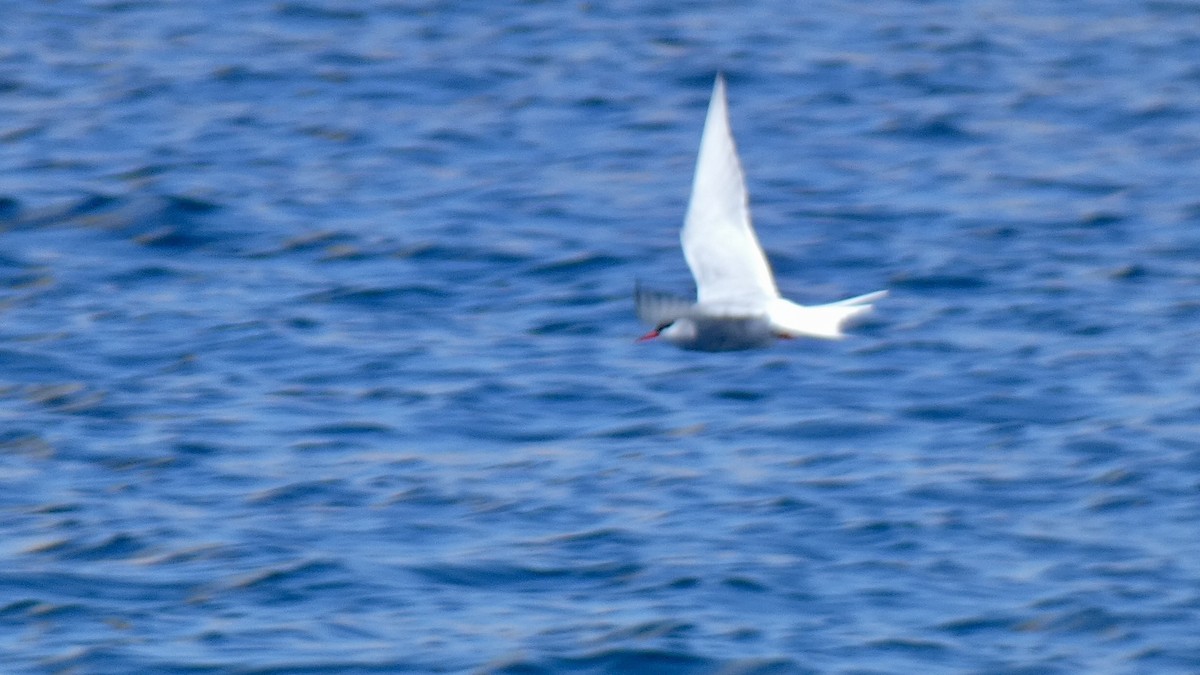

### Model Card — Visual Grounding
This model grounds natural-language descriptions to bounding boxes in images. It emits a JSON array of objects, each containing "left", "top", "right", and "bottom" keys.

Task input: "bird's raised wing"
[{"left": 681, "top": 74, "right": 778, "bottom": 309}]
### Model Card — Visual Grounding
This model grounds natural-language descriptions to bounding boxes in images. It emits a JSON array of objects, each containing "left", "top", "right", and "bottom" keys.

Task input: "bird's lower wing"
[{"left": 635, "top": 284, "right": 693, "bottom": 327}]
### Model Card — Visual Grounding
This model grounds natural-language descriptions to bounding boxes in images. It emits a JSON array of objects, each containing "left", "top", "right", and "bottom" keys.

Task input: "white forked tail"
[{"left": 767, "top": 290, "right": 887, "bottom": 339}]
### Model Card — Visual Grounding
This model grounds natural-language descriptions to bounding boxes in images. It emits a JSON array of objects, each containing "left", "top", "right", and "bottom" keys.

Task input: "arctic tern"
[{"left": 636, "top": 74, "right": 886, "bottom": 351}]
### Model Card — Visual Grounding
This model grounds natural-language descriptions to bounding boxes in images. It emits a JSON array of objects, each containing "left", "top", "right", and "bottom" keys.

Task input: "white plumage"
[{"left": 637, "top": 74, "right": 886, "bottom": 351}]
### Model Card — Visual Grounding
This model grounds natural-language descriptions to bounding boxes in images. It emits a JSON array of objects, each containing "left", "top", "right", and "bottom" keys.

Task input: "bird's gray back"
[{"left": 678, "top": 316, "right": 775, "bottom": 352}]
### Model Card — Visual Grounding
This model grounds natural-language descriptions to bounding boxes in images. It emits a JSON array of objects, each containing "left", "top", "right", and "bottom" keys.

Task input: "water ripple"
[{"left": 2, "top": 1, "right": 1200, "bottom": 673}]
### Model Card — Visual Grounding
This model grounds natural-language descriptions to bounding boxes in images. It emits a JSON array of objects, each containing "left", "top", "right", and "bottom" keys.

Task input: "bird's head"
[{"left": 637, "top": 318, "right": 696, "bottom": 344}]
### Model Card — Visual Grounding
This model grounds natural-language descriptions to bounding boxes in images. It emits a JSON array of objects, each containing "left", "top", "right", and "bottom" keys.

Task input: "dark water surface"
[{"left": 3, "top": 2, "right": 1200, "bottom": 673}]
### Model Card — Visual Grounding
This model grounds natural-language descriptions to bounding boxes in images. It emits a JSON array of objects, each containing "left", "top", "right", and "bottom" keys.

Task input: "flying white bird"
[{"left": 637, "top": 74, "right": 886, "bottom": 351}]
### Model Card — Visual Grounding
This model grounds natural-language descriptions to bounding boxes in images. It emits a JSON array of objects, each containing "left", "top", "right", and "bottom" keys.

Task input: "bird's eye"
[{"left": 656, "top": 321, "right": 674, "bottom": 331}]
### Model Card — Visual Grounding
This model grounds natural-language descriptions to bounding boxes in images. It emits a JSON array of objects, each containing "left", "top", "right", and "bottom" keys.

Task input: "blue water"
[{"left": 3, "top": 2, "right": 1200, "bottom": 673}]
